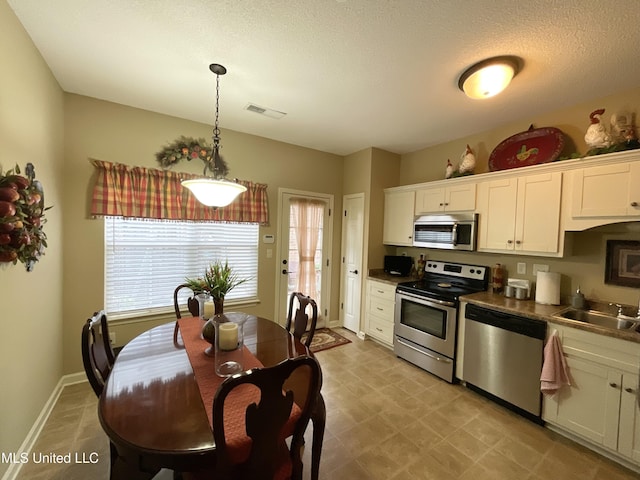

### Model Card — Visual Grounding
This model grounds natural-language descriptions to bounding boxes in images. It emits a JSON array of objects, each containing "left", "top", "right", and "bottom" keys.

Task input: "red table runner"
[{"left": 178, "top": 317, "right": 299, "bottom": 464}]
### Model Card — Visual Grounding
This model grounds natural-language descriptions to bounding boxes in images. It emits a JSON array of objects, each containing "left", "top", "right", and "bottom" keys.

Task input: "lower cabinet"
[
  {"left": 543, "top": 323, "right": 640, "bottom": 465},
  {"left": 365, "top": 279, "right": 395, "bottom": 348}
]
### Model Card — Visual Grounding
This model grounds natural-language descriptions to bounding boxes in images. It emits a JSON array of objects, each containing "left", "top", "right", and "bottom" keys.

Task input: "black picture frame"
[{"left": 605, "top": 240, "right": 640, "bottom": 287}]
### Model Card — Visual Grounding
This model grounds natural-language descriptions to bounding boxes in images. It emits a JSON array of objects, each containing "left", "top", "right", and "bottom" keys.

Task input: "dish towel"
[{"left": 540, "top": 330, "right": 571, "bottom": 396}]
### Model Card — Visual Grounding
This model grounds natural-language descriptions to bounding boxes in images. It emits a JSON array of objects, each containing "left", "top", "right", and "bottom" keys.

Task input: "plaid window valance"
[{"left": 90, "top": 160, "right": 268, "bottom": 224}]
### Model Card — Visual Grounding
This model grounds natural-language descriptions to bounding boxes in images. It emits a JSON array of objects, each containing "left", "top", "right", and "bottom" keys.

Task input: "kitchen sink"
[{"left": 554, "top": 308, "right": 639, "bottom": 330}]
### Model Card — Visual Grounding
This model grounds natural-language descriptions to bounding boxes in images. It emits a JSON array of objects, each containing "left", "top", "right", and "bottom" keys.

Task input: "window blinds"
[{"left": 105, "top": 217, "right": 259, "bottom": 316}]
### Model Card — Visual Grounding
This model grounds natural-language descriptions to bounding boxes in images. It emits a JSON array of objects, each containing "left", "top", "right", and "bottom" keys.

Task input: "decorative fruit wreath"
[
  {"left": 155, "top": 135, "right": 229, "bottom": 176},
  {"left": 156, "top": 136, "right": 212, "bottom": 168},
  {"left": 0, "top": 163, "right": 51, "bottom": 271}
]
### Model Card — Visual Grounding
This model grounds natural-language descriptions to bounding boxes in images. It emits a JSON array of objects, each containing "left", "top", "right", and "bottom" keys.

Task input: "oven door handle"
[
  {"left": 396, "top": 338, "right": 452, "bottom": 364},
  {"left": 397, "top": 291, "right": 456, "bottom": 308},
  {"left": 452, "top": 222, "right": 458, "bottom": 246}
]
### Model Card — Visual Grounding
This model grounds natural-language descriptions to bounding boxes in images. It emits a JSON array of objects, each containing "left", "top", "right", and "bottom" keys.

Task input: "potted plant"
[{"left": 184, "top": 260, "right": 247, "bottom": 315}]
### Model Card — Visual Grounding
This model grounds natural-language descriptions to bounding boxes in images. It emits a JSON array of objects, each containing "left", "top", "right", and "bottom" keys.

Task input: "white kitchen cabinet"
[
  {"left": 618, "top": 373, "right": 640, "bottom": 463},
  {"left": 543, "top": 323, "right": 640, "bottom": 466},
  {"left": 571, "top": 161, "right": 640, "bottom": 218},
  {"left": 383, "top": 189, "right": 415, "bottom": 246},
  {"left": 415, "top": 182, "right": 476, "bottom": 214},
  {"left": 365, "top": 279, "right": 395, "bottom": 348},
  {"left": 477, "top": 171, "right": 562, "bottom": 255}
]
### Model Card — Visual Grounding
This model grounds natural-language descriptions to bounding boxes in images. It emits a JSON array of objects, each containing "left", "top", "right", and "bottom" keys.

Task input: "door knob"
[
  {"left": 609, "top": 382, "right": 619, "bottom": 388},
  {"left": 631, "top": 201, "right": 639, "bottom": 207},
  {"left": 349, "top": 269, "right": 358, "bottom": 274},
  {"left": 625, "top": 387, "right": 636, "bottom": 393},
  {"left": 282, "top": 269, "right": 288, "bottom": 275}
]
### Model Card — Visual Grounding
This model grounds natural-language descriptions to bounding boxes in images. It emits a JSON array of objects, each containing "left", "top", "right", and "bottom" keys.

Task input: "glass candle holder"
[
  {"left": 196, "top": 293, "right": 210, "bottom": 320},
  {"left": 213, "top": 312, "right": 248, "bottom": 377}
]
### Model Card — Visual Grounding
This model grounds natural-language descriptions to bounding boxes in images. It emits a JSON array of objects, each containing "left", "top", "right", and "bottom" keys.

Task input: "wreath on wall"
[
  {"left": 0, "top": 163, "right": 51, "bottom": 271},
  {"left": 155, "top": 136, "right": 229, "bottom": 176}
]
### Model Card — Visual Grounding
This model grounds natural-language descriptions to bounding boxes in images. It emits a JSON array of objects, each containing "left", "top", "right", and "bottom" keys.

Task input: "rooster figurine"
[
  {"left": 584, "top": 109, "right": 612, "bottom": 149},
  {"left": 458, "top": 144, "right": 476, "bottom": 174},
  {"left": 445, "top": 159, "right": 453, "bottom": 179}
]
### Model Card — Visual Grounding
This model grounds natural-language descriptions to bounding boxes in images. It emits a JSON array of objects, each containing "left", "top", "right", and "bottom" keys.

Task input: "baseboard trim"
[
  {"left": 1, "top": 373, "right": 87, "bottom": 480},
  {"left": 545, "top": 422, "right": 640, "bottom": 474}
]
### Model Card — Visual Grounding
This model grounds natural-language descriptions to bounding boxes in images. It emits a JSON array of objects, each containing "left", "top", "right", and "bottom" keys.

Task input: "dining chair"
[
  {"left": 81, "top": 310, "right": 125, "bottom": 479},
  {"left": 285, "top": 292, "right": 318, "bottom": 348},
  {"left": 284, "top": 292, "right": 323, "bottom": 480},
  {"left": 81, "top": 310, "right": 116, "bottom": 397},
  {"left": 186, "top": 356, "right": 321, "bottom": 480},
  {"left": 173, "top": 284, "right": 201, "bottom": 344}
]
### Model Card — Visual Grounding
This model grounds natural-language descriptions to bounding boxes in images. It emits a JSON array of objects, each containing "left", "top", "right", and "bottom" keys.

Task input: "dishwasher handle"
[{"left": 465, "top": 304, "right": 546, "bottom": 340}]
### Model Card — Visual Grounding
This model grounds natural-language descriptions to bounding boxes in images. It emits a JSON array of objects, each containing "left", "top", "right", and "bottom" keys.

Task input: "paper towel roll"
[{"left": 535, "top": 271, "right": 561, "bottom": 305}]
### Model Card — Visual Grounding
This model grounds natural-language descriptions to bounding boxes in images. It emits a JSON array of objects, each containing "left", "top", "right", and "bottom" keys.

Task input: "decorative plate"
[{"left": 488, "top": 126, "right": 565, "bottom": 171}]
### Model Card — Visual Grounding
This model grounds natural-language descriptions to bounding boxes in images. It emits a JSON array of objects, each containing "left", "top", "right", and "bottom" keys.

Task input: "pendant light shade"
[
  {"left": 181, "top": 178, "right": 247, "bottom": 207},
  {"left": 181, "top": 63, "right": 247, "bottom": 207},
  {"left": 458, "top": 56, "right": 521, "bottom": 99}
]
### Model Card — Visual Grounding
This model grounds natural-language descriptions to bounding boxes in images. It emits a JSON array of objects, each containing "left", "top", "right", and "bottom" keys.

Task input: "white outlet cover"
[
  {"left": 533, "top": 264, "right": 550, "bottom": 274},
  {"left": 517, "top": 262, "right": 526, "bottom": 274}
]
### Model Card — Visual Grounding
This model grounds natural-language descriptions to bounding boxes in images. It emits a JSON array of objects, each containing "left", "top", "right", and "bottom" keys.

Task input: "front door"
[{"left": 276, "top": 189, "right": 333, "bottom": 327}]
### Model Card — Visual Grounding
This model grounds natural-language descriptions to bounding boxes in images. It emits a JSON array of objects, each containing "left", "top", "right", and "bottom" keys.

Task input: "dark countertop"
[
  {"left": 461, "top": 291, "right": 640, "bottom": 344},
  {"left": 367, "top": 269, "right": 418, "bottom": 286}
]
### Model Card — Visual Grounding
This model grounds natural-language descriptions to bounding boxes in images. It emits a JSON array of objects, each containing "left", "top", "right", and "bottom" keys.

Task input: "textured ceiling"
[{"left": 8, "top": 0, "right": 640, "bottom": 156}]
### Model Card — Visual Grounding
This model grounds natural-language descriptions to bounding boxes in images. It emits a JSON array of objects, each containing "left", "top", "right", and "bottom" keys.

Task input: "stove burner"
[{"left": 396, "top": 261, "right": 489, "bottom": 302}]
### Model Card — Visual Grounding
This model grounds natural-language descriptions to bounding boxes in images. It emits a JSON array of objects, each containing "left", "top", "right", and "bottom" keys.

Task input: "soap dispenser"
[{"left": 571, "top": 286, "right": 586, "bottom": 309}]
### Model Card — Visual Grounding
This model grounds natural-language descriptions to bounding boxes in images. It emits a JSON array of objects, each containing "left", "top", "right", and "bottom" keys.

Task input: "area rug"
[{"left": 304, "top": 328, "right": 351, "bottom": 353}]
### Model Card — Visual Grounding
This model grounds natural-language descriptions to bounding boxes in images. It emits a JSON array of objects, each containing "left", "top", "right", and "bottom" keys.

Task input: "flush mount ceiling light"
[
  {"left": 181, "top": 63, "right": 247, "bottom": 207},
  {"left": 458, "top": 56, "right": 521, "bottom": 100}
]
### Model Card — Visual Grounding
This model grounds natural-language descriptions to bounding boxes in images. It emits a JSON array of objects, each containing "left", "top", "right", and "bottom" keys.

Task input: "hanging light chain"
[{"left": 213, "top": 71, "right": 221, "bottom": 146}]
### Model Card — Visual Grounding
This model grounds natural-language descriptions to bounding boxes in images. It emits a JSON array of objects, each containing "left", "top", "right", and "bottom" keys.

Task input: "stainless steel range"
[{"left": 394, "top": 260, "right": 489, "bottom": 383}]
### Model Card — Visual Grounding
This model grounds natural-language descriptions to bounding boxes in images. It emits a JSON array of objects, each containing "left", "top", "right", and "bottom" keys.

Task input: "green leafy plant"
[{"left": 184, "top": 260, "right": 247, "bottom": 301}]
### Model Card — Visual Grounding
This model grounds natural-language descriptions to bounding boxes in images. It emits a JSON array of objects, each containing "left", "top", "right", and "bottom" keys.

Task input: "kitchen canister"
[{"left": 535, "top": 271, "right": 561, "bottom": 305}]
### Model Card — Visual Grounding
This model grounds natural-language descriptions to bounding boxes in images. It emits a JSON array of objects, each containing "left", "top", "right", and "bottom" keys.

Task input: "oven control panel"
[{"left": 424, "top": 261, "right": 487, "bottom": 280}]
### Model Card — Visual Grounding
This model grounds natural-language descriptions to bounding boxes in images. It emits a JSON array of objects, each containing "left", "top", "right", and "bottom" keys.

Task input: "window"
[{"left": 105, "top": 217, "right": 259, "bottom": 316}]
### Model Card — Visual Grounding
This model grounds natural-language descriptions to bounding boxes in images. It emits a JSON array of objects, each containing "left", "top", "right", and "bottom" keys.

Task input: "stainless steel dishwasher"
[{"left": 463, "top": 303, "right": 546, "bottom": 423}]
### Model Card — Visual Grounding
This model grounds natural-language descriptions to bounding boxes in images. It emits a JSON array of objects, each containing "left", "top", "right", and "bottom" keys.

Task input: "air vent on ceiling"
[{"left": 245, "top": 103, "right": 287, "bottom": 119}]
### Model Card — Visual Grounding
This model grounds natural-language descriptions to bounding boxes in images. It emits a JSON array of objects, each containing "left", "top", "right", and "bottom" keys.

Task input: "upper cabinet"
[
  {"left": 415, "top": 183, "right": 476, "bottom": 214},
  {"left": 383, "top": 189, "right": 415, "bottom": 246},
  {"left": 381, "top": 150, "right": 640, "bottom": 256},
  {"left": 571, "top": 161, "right": 640, "bottom": 218},
  {"left": 477, "top": 172, "right": 563, "bottom": 256}
]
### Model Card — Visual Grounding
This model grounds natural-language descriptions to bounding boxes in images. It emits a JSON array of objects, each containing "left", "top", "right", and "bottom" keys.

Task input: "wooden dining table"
[{"left": 98, "top": 315, "right": 325, "bottom": 480}]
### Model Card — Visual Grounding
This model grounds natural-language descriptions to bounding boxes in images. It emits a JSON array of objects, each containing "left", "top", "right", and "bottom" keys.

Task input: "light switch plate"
[{"left": 517, "top": 262, "right": 526, "bottom": 274}]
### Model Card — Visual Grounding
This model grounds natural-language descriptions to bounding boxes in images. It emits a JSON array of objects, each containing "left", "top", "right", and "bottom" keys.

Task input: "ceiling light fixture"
[
  {"left": 181, "top": 63, "right": 247, "bottom": 207},
  {"left": 458, "top": 56, "right": 521, "bottom": 100}
]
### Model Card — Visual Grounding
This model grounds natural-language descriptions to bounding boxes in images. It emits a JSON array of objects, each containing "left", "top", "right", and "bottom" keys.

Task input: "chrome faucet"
[{"left": 610, "top": 301, "right": 640, "bottom": 320}]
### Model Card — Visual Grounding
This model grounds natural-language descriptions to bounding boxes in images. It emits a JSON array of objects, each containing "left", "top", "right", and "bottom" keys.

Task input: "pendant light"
[
  {"left": 458, "top": 56, "right": 521, "bottom": 100},
  {"left": 181, "top": 63, "right": 247, "bottom": 207}
]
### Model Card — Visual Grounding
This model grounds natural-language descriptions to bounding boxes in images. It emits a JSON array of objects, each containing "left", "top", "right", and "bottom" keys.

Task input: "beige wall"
[
  {"left": 394, "top": 88, "right": 640, "bottom": 308},
  {"left": 0, "top": 2, "right": 65, "bottom": 476},
  {"left": 63, "top": 94, "right": 344, "bottom": 373},
  {"left": 369, "top": 148, "right": 401, "bottom": 269},
  {"left": 401, "top": 86, "right": 640, "bottom": 185}
]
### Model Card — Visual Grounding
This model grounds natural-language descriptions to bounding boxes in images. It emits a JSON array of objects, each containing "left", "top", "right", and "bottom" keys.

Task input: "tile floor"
[{"left": 15, "top": 328, "right": 640, "bottom": 480}]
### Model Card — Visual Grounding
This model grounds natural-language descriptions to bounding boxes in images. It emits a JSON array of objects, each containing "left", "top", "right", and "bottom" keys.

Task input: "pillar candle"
[
  {"left": 218, "top": 322, "right": 239, "bottom": 350},
  {"left": 203, "top": 301, "right": 215, "bottom": 319}
]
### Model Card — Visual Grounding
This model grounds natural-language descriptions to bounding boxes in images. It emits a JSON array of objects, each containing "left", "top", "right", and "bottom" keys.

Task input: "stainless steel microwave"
[{"left": 413, "top": 213, "right": 478, "bottom": 250}]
